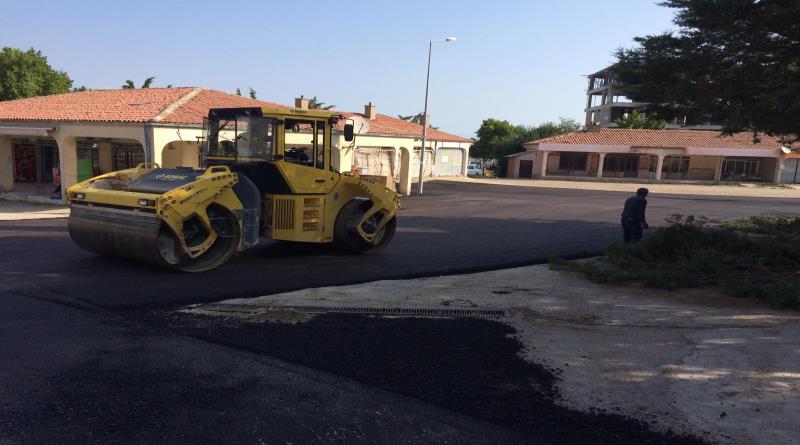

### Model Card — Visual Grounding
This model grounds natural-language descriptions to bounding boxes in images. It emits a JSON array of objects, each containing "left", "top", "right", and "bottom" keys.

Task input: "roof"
[
  {"left": 337, "top": 111, "right": 471, "bottom": 143},
  {"left": 0, "top": 88, "right": 472, "bottom": 143},
  {"left": 527, "top": 128, "right": 797, "bottom": 150}
]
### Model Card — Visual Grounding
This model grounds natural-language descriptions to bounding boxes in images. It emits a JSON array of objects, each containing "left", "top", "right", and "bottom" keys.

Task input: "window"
[
  {"left": 285, "top": 119, "right": 325, "bottom": 169},
  {"left": 721, "top": 158, "right": 761, "bottom": 181},
  {"left": 202, "top": 115, "right": 275, "bottom": 163},
  {"left": 661, "top": 156, "right": 690, "bottom": 179},
  {"left": 112, "top": 143, "right": 144, "bottom": 170},
  {"left": 603, "top": 155, "right": 639, "bottom": 176},
  {"left": 558, "top": 153, "right": 587, "bottom": 171}
]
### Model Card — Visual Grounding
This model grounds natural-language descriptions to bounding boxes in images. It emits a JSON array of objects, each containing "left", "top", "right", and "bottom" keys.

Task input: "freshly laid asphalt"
[{"left": 1, "top": 180, "right": 798, "bottom": 444}]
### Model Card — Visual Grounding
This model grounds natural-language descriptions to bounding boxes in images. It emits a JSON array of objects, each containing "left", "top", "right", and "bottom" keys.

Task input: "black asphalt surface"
[{"left": 2, "top": 181, "right": 797, "bottom": 444}]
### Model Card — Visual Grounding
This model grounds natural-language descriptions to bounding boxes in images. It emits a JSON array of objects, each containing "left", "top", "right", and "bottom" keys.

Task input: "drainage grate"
[{"left": 196, "top": 303, "right": 508, "bottom": 319}]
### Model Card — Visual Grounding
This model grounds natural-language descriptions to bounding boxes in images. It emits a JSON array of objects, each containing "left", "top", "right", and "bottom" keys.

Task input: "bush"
[{"left": 552, "top": 215, "right": 800, "bottom": 309}]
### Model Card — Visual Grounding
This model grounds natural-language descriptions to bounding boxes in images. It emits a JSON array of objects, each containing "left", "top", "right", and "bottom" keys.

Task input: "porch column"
[
  {"left": 540, "top": 151, "right": 549, "bottom": 177},
  {"left": 55, "top": 136, "right": 78, "bottom": 199},
  {"left": 0, "top": 136, "right": 12, "bottom": 192},
  {"left": 714, "top": 157, "right": 724, "bottom": 183},
  {"left": 773, "top": 158, "right": 784, "bottom": 183},
  {"left": 398, "top": 147, "right": 412, "bottom": 196},
  {"left": 655, "top": 154, "right": 665, "bottom": 180},
  {"left": 596, "top": 153, "right": 606, "bottom": 178}
]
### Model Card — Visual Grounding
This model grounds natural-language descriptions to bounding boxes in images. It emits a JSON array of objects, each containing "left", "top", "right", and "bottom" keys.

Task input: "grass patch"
[{"left": 551, "top": 214, "right": 800, "bottom": 309}]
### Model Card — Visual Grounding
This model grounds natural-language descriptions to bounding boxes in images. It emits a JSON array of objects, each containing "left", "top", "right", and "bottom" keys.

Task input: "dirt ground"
[
  {"left": 448, "top": 176, "right": 800, "bottom": 199},
  {"left": 188, "top": 265, "right": 800, "bottom": 445}
]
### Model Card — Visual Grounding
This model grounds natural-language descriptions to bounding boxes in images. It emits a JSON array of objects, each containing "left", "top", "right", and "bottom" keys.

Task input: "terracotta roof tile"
[
  {"left": 337, "top": 111, "right": 472, "bottom": 143},
  {"left": 0, "top": 88, "right": 472, "bottom": 142},
  {"left": 529, "top": 128, "right": 797, "bottom": 150}
]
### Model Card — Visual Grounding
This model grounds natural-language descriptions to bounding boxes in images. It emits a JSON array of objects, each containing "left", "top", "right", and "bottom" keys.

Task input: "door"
[
  {"left": 412, "top": 149, "right": 434, "bottom": 177},
  {"left": 39, "top": 144, "right": 58, "bottom": 183},
  {"left": 781, "top": 159, "right": 800, "bottom": 184},
  {"left": 354, "top": 147, "right": 395, "bottom": 177},
  {"left": 13, "top": 144, "right": 37, "bottom": 182},
  {"left": 519, "top": 160, "right": 533, "bottom": 178},
  {"left": 281, "top": 118, "right": 336, "bottom": 194},
  {"left": 434, "top": 148, "right": 463, "bottom": 176}
]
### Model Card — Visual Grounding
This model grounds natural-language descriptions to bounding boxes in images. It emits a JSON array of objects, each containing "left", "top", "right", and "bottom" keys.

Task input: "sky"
[{"left": 0, "top": 0, "right": 677, "bottom": 138}]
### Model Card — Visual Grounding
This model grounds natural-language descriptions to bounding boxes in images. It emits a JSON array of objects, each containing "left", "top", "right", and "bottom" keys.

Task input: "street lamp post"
[{"left": 418, "top": 37, "right": 456, "bottom": 195}]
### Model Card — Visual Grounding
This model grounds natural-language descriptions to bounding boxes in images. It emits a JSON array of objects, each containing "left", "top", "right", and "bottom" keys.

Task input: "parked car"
[{"left": 467, "top": 162, "right": 482, "bottom": 176}]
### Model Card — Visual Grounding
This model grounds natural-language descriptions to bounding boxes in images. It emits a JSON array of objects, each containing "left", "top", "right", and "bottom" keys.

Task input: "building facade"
[
  {"left": 507, "top": 128, "right": 797, "bottom": 184},
  {"left": 0, "top": 88, "right": 471, "bottom": 201}
]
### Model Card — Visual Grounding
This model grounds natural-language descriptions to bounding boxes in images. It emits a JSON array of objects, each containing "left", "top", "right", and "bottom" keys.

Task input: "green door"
[{"left": 77, "top": 158, "right": 94, "bottom": 181}]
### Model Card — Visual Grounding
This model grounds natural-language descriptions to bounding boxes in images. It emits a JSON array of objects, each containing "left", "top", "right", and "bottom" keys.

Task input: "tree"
[
  {"left": 472, "top": 118, "right": 581, "bottom": 176},
  {"left": 614, "top": 0, "right": 800, "bottom": 140},
  {"left": 398, "top": 113, "right": 438, "bottom": 129},
  {"left": 614, "top": 111, "right": 667, "bottom": 129},
  {"left": 0, "top": 47, "right": 73, "bottom": 101},
  {"left": 248, "top": 87, "right": 257, "bottom": 99},
  {"left": 121, "top": 77, "right": 157, "bottom": 89},
  {"left": 308, "top": 96, "right": 335, "bottom": 110},
  {"left": 235, "top": 87, "right": 242, "bottom": 96}
]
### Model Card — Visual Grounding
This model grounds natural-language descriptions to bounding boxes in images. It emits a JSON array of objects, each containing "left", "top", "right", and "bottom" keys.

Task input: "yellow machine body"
[{"left": 66, "top": 107, "right": 400, "bottom": 271}]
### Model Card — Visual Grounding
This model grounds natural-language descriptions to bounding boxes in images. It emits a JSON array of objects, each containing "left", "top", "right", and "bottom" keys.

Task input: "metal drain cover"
[{"left": 196, "top": 303, "right": 508, "bottom": 319}]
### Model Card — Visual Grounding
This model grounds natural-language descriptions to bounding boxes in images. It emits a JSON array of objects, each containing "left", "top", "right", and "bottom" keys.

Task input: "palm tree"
[
  {"left": 121, "top": 77, "right": 158, "bottom": 89},
  {"left": 308, "top": 96, "right": 335, "bottom": 110},
  {"left": 398, "top": 113, "right": 438, "bottom": 129}
]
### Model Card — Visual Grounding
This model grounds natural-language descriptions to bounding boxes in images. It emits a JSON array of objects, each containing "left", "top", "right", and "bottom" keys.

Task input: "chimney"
[
  {"left": 295, "top": 95, "right": 309, "bottom": 110},
  {"left": 364, "top": 102, "right": 377, "bottom": 120}
]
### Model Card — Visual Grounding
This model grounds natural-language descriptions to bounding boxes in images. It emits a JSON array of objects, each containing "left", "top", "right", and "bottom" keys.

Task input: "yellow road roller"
[{"left": 66, "top": 106, "right": 399, "bottom": 271}]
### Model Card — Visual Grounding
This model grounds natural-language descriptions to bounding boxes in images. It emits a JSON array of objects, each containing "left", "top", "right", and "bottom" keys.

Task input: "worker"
[{"left": 621, "top": 187, "right": 650, "bottom": 244}]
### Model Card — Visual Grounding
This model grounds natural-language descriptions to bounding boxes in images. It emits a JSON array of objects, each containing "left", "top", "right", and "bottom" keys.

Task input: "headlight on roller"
[
  {"left": 73, "top": 192, "right": 85, "bottom": 200},
  {"left": 138, "top": 199, "right": 156, "bottom": 207}
]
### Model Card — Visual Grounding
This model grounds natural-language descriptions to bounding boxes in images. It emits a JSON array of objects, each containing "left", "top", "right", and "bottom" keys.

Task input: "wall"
[
  {"left": 758, "top": 158, "right": 778, "bottom": 182},
  {"left": 687, "top": 156, "right": 720, "bottom": 180}
]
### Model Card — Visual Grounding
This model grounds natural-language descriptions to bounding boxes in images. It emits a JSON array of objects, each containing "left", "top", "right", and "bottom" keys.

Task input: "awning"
[{"left": 0, "top": 126, "right": 54, "bottom": 137}]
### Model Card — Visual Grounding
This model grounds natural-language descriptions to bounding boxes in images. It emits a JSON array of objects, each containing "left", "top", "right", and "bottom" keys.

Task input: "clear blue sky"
[{"left": 0, "top": 0, "right": 676, "bottom": 137}]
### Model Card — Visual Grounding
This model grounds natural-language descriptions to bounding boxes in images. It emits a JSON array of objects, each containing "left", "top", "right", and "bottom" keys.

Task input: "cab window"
[{"left": 285, "top": 119, "right": 325, "bottom": 169}]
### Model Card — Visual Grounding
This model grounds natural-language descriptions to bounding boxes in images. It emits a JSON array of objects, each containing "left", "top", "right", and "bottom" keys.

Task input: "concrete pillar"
[
  {"left": 773, "top": 158, "right": 784, "bottom": 183},
  {"left": 714, "top": 157, "right": 724, "bottom": 183},
  {"left": 596, "top": 153, "right": 606, "bottom": 178},
  {"left": 0, "top": 136, "right": 13, "bottom": 192},
  {"left": 540, "top": 152, "right": 549, "bottom": 177},
  {"left": 98, "top": 141, "right": 113, "bottom": 174},
  {"left": 398, "top": 147, "right": 412, "bottom": 196},
  {"left": 655, "top": 154, "right": 665, "bottom": 180},
  {"left": 460, "top": 146, "right": 469, "bottom": 176},
  {"left": 55, "top": 135, "right": 77, "bottom": 199}
]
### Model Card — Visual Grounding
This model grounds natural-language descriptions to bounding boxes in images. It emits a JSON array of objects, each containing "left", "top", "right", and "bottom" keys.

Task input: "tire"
[
  {"left": 161, "top": 204, "right": 240, "bottom": 272},
  {"left": 334, "top": 200, "right": 396, "bottom": 254}
]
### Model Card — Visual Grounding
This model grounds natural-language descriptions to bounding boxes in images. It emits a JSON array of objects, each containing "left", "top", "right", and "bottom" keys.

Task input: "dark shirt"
[{"left": 621, "top": 195, "right": 647, "bottom": 224}]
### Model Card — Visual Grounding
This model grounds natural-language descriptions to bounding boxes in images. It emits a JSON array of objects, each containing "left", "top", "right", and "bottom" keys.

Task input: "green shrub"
[{"left": 551, "top": 214, "right": 800, "bottom": 309}]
